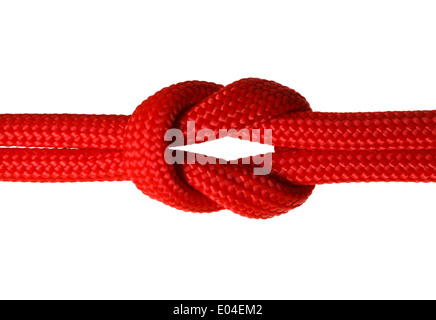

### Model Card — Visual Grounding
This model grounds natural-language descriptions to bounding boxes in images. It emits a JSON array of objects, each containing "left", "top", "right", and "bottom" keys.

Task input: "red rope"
[{"left": 0, "top": 78, "right": 434, "bottom": 218}]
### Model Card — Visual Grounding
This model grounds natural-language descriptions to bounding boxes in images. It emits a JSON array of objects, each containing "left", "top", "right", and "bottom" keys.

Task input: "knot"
[
  {"left": 123, "top": 78, "right": 315, "bottom": 219},
  {"left": 0, "top": 79, "right": 433, "bottom": 218}
]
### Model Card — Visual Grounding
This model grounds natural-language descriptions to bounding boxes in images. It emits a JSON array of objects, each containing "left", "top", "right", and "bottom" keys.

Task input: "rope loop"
[{"left": 124, "top": 81, "right": 222, "bottom": 213}]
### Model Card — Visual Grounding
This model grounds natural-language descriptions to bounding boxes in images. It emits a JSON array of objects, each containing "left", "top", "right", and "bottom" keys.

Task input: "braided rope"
[
  {"left": 0, "top": 148, "right": 127, "bottom": 182},
  {"left": 0, "top": 114, "right": 128, "bottom": 149},
  {"left": 274, "top": 149, "right": 436, "bottom": 184},
  {"left": 265, "top": 111, "right": 436, "bottom": 151},
  {"left": 0, "top": 78, "right": 434, "bottom": 218}
]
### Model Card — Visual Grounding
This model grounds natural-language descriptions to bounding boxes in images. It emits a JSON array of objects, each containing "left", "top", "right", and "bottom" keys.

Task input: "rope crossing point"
[{"left": 0, "top": 78, "right": 434, "bottom": 218}]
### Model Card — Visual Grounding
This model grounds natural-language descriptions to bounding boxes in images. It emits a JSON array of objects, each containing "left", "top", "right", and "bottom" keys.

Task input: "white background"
[{"left": 0, "top": 0, "right": 435, "bottom": 300}]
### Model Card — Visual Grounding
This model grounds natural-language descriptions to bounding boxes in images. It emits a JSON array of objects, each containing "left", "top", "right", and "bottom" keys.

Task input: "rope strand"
[
  {"left": 0, "top": 114, "right": 129, "bottom": 149},
  {"left": 0, "top": 148, "right": 127, "bottom": 182},
  {"left": 264, "top": 110, "right": 436, "bottom": 151},
  {"left": 274, "top": 149, "right": 436, "bottom": 184}
]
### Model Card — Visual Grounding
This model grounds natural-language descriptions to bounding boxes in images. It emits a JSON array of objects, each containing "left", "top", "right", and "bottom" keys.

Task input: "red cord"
[{"left": 0, "top": 78, "right": 435, "bottom": 218}]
